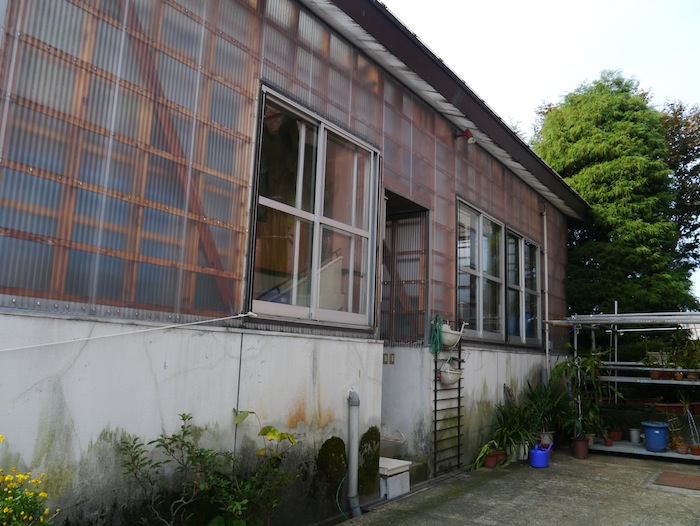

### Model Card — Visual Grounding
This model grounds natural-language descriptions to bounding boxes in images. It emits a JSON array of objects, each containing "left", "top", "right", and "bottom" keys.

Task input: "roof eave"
[{"left": 302, "top": 0, "right": 589, "bottom": 220}]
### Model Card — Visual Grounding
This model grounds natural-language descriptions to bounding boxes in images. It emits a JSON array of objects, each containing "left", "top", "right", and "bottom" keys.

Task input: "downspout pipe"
[
  {"left": 541, "top": 200, "right": 551, "bottom": 377},
  {"left": 347, "top": 390, "right": 362, "bottom": 517}
]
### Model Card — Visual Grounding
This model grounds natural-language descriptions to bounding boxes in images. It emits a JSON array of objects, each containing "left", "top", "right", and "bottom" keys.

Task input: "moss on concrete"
[
  {"left": 312, "top": 436, "right": 347, "bottom": 499},
  {"left": 358, "top": 425, "right": 379, "bottom": 495}
]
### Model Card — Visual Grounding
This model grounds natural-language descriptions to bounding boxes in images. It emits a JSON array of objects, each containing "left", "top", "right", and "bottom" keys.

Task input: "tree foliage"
[
  {"left": 533, "top": 71, "right": 698, "bottom": 314},
  {"left": 661, "top": 101, "right": 700, "bottom": 267}
]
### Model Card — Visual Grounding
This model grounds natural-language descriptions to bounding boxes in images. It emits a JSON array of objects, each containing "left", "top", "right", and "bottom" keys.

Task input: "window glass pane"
[
  {"left": 483, "top": 279, "right": 501, "bottom": 333},
  {"left": 457, "top": 271, "right": 477, "bottom": 330},
  {"left": 324, "top": 135, "right": 364, "bottom": 226},
  {"left": 260, "top": 104, "right": 316, "bottom": 211},
  {"left": 253, "top": 206, "right": 313, "bottom": 306},
  {"left": 525, "top": 292, "right": 538, "bottom": 339},
  {"left": 354, "top": 148, "right": 371, "bottom": 230},
  {"left": 507, "top": 234, "right": 519, "bottom": 285},
  {"left": 457, "top": 205, "right": 478, "bottom": 271},
  {"left": 351, "top": 235, "right": 369, "bottom": 314},
  {"left": 524, "top": 241, "right": 538, "bottom": 291},
  {"left": 507, "top": 288, "right": 521, "bottom": 337},
  {"left": 319, "top": 227, "right": 351, "bottom": 311},
  {"left": 482, "top": 218, "right": 501, "bottom": 278}
]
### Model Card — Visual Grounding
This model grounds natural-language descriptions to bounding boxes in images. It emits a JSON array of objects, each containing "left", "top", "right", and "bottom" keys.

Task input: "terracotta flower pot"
[
  {"left": 610, "top": 429, "right": 623, "bottom": 442},
  {"left": 690, "top": 444, "right": 700, "bottom": 455},
  {"left": 483, "top": 450, "right": 506, "bottom": 468},
  {"left": 649, "top": 371, "right": 662, "bottom": 380},
  {"left": 604, "top": 438, "right": 613, "bottom": 446},
  {"left": 676, "top": 444, "right": 690, "bottom": 454}
]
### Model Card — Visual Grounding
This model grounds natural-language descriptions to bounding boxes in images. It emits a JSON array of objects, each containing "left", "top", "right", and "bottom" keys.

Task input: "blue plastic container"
[
  {"left": 642, "top": 421, "right": 669, "bottom": 452},
  {"left": 529, "top": 442, "right": 552, "bottom": 468}
]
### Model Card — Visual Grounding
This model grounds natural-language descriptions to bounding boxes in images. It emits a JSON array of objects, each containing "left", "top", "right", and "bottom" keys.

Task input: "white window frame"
[
  {"left": 457, "top": 200, "right": 504, "bottom": 340},
  {"left": 506, "top": 230, "right": 541, "bottom": 344},
  {"left": 252, "top": 90, "right": 379, "bottom": 327}
]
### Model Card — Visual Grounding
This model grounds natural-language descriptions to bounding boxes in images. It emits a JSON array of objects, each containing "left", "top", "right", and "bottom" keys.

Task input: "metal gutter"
[{"left": 301, "top": 0, "right": 590, "bottom": 220}]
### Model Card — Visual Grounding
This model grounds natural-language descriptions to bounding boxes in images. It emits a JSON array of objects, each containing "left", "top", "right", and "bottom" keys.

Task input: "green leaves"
[
  {"left": 120, "top": 412, "right": 296, "bottom": 526},
  {"left": 533, "top": 70, "right": 697, "bottom": 314}
]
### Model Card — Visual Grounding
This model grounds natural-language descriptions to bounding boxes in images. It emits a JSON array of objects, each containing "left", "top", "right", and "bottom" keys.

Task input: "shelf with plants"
[{"left": 548, "top": 311, "right": 700, "bottom": 461}]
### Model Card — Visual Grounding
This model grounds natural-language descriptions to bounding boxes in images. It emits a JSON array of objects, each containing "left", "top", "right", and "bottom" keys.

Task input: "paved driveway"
[{"left": 346, "top": 451, "right": 700, "bottom": 525}]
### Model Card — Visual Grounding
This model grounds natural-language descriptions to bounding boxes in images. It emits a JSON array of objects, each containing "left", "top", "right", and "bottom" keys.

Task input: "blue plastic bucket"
[
  {"left": 642, "top": 421, "right": 669, "bottom": 452},
  {"left": 529, "top": 442, "right": 552, "bottom": 468}
]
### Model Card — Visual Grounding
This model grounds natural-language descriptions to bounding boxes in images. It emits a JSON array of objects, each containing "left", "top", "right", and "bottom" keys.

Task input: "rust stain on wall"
[
  {"left": 317, "top": 405, "right": 335, "bottom": 428},
  {"left": 287, "top": 395, "right": 308, "bottom": 429}
]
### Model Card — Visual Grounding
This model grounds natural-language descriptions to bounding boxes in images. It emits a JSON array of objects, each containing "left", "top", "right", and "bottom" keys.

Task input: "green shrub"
[{"left": 119, "top": 413, "right": 295, "bottom": 526}]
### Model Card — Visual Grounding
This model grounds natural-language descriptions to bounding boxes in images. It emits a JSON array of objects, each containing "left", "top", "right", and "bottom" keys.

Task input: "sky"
[{"left": 380, "top": 0, "right": 700, "bottom": 300}]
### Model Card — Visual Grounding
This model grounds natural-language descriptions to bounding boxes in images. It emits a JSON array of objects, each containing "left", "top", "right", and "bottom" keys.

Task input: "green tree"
[
  {"left": 533, "top": 71, "right": 697, "bottom": 314},
  {"left": 661, "top": 101, "right": 700, "bottom": 268}
]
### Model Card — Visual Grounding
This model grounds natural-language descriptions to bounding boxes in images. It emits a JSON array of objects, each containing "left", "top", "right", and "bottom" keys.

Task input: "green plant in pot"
[
  {"left": 471, "top": 439, "right": 506, "bottom": 469},
  {"left": 492, "top": 400, "right": 536, "bottom": 463},
  {"left": 472, "top": 399, "right": 535, "bottom": 469},
  {"left": 525, "top": 381, "right": 568, "bottom": 446},
  {"left": 552, "top": 349, "right": 622, "bottom": 456}
]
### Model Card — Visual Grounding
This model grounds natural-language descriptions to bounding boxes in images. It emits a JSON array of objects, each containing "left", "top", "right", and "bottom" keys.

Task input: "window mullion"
[
  {"left": 291, "top": 218, "right": 301, "bottom": 306},
  {"left": 309, "top": 125, "right": 327, "bottom": 316},
  {"left": 290, "top": 123, "right": 307, "bottom": 306},
  {"left": 347, "top": 233, "right": 355, "bottom": 312},
  {"left": 477, "top": 214, "right": 483, "bottom": 336},
  {"left": 351, "top": 150, "right": 358, "bottom": 226},
  {"left": 295, "top": 123, "right": 306, "bottom": 210},
  {"left": 519, "top": 239, "right": 526, "bottom": 342}
]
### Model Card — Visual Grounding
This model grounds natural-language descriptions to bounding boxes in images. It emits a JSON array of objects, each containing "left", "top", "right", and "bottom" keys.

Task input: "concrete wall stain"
[{"left": 287, "top": 395, "right": 308, "bottom": 429}]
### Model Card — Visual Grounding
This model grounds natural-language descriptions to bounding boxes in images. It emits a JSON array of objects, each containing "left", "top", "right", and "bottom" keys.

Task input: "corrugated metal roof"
[{"left": 301, "top": 0, "right": 589, "bottom": 220}]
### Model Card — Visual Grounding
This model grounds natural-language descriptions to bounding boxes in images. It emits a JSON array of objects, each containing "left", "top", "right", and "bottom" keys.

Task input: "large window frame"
[
  {"left": 506, "top": 231, "right": 541, "bottom": 344},
  {"left": 457, "top": 201, "right": 504, "bottom": 340},
  {"left": 251, "top": 91, "right": 379, "bottom": 327},
  {"left": 457, "top": 201, "right": 542, "bottom": 344}
]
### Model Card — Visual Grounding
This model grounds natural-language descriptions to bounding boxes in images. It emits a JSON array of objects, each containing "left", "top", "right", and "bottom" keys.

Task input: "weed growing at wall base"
[
  {"left": 0, "top": 435, "right": 60, "bottom": 526},
  {"left": 119, "top": 412, "right": 296, "bottom": 526}
]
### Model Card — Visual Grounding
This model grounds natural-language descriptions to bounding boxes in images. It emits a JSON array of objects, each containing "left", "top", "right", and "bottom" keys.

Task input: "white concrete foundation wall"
[
  {"left": 461, "top": 345, "right": 546, "bottom": 459},
  {"left": 0, "top": 312, "right": 383, "bottom": 512},
  {"left": 381, "top": 344, "right": 547, "bottom": 465},
  {"left": 380, "top": 347, "right": 433, "bottom": 459}
]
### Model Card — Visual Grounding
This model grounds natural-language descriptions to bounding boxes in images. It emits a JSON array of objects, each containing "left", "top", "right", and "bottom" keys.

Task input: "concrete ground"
[{"left": 346, "top": 450, "right": 700, "bottom": 526}]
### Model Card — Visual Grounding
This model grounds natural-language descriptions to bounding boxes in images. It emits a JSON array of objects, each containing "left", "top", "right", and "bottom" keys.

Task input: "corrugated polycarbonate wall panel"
[{"left": 0, "top": 0, "right": 260, "bottom": 318}]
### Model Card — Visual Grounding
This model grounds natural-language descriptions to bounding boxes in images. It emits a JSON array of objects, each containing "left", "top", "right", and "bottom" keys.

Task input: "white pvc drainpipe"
[{"left": 347, "top": 390, "right": 362, "bottom": 517}]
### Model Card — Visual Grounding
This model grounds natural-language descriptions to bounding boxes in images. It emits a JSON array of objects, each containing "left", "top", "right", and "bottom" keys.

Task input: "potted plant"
[
  {"left": 493, "top": 400, "right": 536, "bottom": 462},
  {"left": 552, "top": 349, "right": 621, "bottom": 458},
  {"left": 525, "top": 381, "right": 568, "bottom": 446},
  {"left": 472, "top": 439, "right": 507, "bottom": 469},
  {"left": 642, "top": 351, "right": 664, "bottom": 379},
  {"left": 601, "top": 413, "right": 625, "bottom": 441},
  {"left": 670, "top": 434, "right": 689, "bottom": 454},
  {"left": 681, "top": 345, "right": 700, "bottom": 381},
  {"left": 472, "top": 398, "right": 535, "bottom": 469},
  {"left": 601, "top": 425, "right": 613, "bottom": 446}
]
